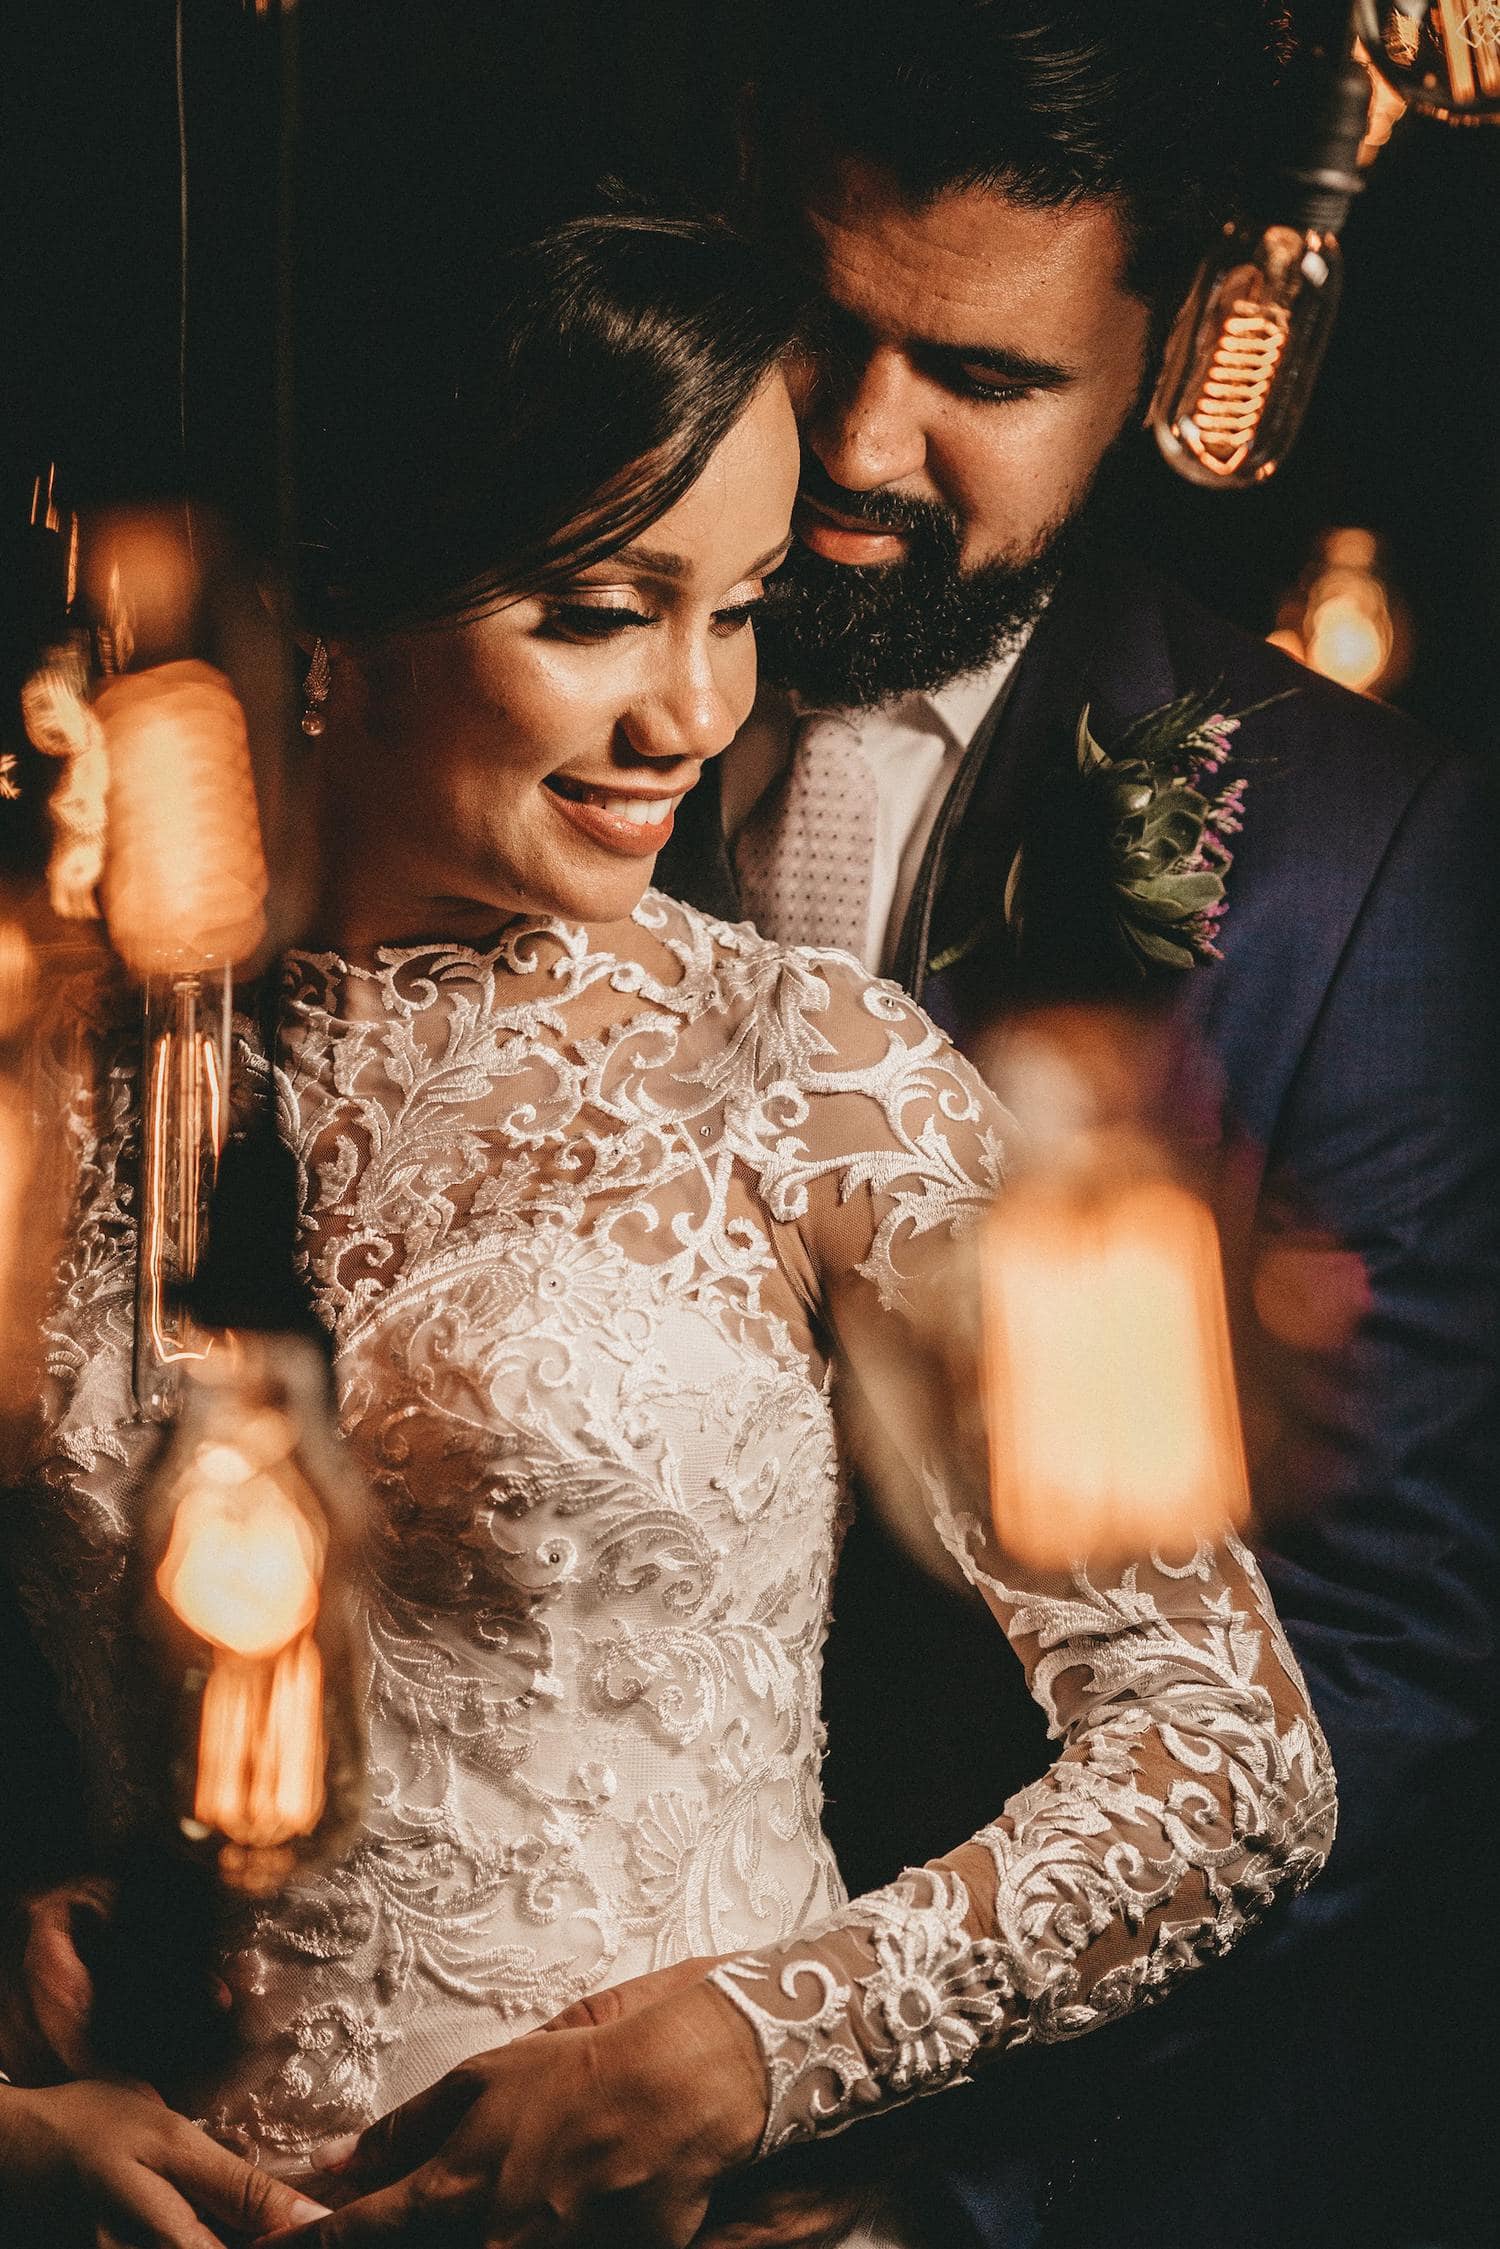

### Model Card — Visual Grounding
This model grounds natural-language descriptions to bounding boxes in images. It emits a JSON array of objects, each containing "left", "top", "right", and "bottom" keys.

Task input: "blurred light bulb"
[
  {"left": 1151, "top": 222, "right": 1342, "bottom": 487},
  {"left": 97, "top": 662, "right": 267, "bottom": 979},
  {"left": 93, "top": 660, "right": 269, "bottom": 1417},
  {"left": 0, "top": 920, "right": 38, "bottom": 1041},
  {"left": 1270, "top": 527, "right": 1410, "bottom": 696},
  {"left": 1357, "top": 0, "right": 1500, "bottom": 121},
  {"left": 978, "top": 1011, "right": 1250, "bottom": 1571},
  {"left": 143, "top": 1335, "right": 365, "bottom": 1894}
]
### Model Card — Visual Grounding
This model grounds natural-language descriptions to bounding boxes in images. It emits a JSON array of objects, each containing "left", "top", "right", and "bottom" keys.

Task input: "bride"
[{"left": 0, "top": 215, "right": 1334, "bottom": 2249}]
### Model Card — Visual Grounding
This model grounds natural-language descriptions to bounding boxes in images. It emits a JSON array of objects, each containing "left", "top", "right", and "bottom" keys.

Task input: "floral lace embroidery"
[
  {"left": 13, "top": 894, "right": 1333, "bottom": 2159},
  {"left": 711, "top": 1523, "right": 1335, "bottom": 2151}
]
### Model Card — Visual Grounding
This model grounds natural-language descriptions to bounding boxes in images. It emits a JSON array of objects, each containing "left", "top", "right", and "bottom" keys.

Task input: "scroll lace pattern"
[
  {"left": 712, "top": 1522, "right": 1336, "bottom": 2152},
  {"left": 13, "top": 897, "right": 1012, "bottom": 2152},
  {"left": 14, "top": 893, "right": 1333, "bottom": 2158}
]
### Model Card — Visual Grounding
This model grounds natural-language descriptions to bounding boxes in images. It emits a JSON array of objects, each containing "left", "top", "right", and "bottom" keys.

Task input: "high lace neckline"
[{"left": 278, "top": 891, "right": 727, "bottom": 1029}]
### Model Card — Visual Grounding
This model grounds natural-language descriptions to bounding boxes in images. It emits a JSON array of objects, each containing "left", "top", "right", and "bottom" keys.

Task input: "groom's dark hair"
[{"left": 750, "top": 0, "right": 1285, "bottom": 308}]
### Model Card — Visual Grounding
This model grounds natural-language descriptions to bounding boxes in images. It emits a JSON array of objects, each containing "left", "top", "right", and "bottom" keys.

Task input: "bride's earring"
[{"left": 300, "top": 638, "right": 331, "bottom": 737}]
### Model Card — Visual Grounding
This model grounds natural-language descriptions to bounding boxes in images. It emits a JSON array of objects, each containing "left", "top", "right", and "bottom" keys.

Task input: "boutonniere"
[
  {"left": 1067, "top": 688, "right": 1252, "bottom": 970},
  {"left": 926, "top": 685, "right": 1277, "bottom": 993}
]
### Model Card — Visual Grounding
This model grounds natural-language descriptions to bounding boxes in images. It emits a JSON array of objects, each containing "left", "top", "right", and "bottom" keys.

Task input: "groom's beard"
[{"left": 755, "top": 466, "right": 1074, "bottom": 710}]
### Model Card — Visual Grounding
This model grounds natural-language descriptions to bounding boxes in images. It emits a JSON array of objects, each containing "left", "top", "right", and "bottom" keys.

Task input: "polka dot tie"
[{"left": 734, "top": 712, "right": 879, "bottom": 956}]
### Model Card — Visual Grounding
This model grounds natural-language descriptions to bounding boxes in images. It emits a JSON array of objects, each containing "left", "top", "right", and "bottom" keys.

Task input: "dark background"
[{"left": 4, "top": 0, "right": 1499, "bottom": 778}]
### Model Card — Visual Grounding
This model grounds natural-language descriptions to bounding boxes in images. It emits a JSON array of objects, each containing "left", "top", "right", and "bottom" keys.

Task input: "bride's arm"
[{"left": 709, "top": 956, "right": 1336, "bottom": 2151}]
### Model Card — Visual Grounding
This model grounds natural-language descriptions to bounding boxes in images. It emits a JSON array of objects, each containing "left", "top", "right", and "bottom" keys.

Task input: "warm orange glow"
[
  {"left": 194, "top": 1637, "right": 327, "bottom": 1850},
  {"left": 1183, "top": 300, "right": 1291, "bottom": 479},
  {"left": 140, "top": 1013, "right": 225, "bottom": 1378},
  {"left": 97, "top": 662, "right": 268, "bottom": 977},
  {"left": 0, "top": 922, "right": 36, "bottom": 1042},
  {"left": 1306, "top": 594, "right": 1393, "bottom": 692},
  {"left": 83, "top": 512, "right": 200, "bottom": 674},
  {"left": 0, "top": 1091, "right": 29, "bottom": 1371},
  {"left": 157, "top": 1428, "right": 330, "bottom": 1859},
  {"left": 1355, "top": 39, "right": 1410, "bottom": 159},
  {"left": 156, "top": 1438, "right": 322, "bottom": 1659},
  {"left": 1272, "top": 528, "right": 1405, "bottom": 697},
  {"left": 980, "top": 1177, "right": 1250, "bottom": 1570}
]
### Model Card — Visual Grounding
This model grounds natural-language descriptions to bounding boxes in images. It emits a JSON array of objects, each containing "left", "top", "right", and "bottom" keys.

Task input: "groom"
[{"left": 659, "top": 4, "right": 1500, "bottom": 2244}]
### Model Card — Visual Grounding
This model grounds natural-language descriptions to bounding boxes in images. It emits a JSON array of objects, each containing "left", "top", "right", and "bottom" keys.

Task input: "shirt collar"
[{"left": 789, "top": 624, "right": 1035, "bottom": 755}]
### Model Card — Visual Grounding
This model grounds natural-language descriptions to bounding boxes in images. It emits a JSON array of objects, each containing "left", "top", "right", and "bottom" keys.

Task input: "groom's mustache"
[{"left": 796, "top": 456, "right": 960, "bottom": 545}]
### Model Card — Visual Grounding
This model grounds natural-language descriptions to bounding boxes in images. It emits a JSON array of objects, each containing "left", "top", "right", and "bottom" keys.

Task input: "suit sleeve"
[{"left": 1242, "top": 745, "right": 1500, "bottom": 1924}]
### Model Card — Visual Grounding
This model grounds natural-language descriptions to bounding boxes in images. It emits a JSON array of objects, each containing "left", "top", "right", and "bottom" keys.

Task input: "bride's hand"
[
  {"left": 0, "top": 1877, "right": 115, "bottom": 2081},
  {"left": 0, "top": 2077, "right": 330, "bottom": 2247},
  {"left": 256, "top": 1981, "right": 768, "bottom": 2247}
]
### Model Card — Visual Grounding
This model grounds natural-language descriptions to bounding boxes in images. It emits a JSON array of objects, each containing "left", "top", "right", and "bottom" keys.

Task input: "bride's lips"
[
  {"left": 543, "top": 774, "right": 686, "bottom": 856},
  {"left": 795, "top": 492, "right": 909, "bottom": 566}
]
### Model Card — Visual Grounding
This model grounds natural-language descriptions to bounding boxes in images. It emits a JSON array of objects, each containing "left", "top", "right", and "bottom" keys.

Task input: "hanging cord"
[
  {"left": 174, "top": 0, "right": 196, "bottom": 571},
  {"left": 182, "top": 965, "right": 327, "bottom": 1347}
]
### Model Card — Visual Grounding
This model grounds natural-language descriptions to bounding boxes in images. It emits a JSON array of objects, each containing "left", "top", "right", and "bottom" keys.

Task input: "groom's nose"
[{"left": 800, "top": 340, "right": 929, "bottom": 495}]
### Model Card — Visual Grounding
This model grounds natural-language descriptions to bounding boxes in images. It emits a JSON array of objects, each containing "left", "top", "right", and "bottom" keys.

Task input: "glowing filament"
[
  {"left": 194, "top": 1637, "right": 327, "bottom": 1849},
  {"left": 1184, "top": 302, "right": 1291, "bottom": 478},
  {"left": 141, "top": 1016, "right": 225, "bottom": 1371},
  {"left": 157, "top": 1438, "right": 329, "bottom": 1854},
  {"left": 980, "top": 1178, "right": 1250, "bottom": 1570}
]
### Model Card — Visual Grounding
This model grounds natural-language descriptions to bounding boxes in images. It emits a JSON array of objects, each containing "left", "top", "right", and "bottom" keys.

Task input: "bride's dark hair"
[{"left": 300, "top": 212, "right": 800, "bottom": 635}]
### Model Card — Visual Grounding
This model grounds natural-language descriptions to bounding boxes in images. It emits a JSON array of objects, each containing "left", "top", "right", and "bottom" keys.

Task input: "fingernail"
[
  {"left": 308, "top": 2132, "right": 361, "bottom": 2168},
  {"left": 289, "top": 2195, "right": 333, "bottom": 2221}
]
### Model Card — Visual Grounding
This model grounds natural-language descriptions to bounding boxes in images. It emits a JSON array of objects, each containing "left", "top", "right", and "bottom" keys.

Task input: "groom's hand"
[{"left": 254, "top": 1981, "right": 768, "bottom": 2247}]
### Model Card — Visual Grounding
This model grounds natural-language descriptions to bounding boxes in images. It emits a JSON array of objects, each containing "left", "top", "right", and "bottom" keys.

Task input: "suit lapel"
[{"left": 915, "top": 548, "right": 1180, "bottom": 1041}]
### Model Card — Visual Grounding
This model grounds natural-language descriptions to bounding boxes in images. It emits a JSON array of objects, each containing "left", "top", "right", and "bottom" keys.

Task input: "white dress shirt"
[{"left": 723, "top": 639, "right": 1029, "bottom": 976}]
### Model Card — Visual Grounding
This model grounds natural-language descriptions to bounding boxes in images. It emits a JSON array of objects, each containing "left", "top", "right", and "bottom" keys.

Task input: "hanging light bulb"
[
  {"left": 977, "top": 1011, "right": 1250, "bottom": 1570},
  {"left": 1151, "top": 48, "right": 1371, "bottom": 489},
  {"left": 1268, "top": 526, "right": 1412, "bottom": 696},
  {"left": 140, "top": 1333, "right": 366, "bottom": 1895},
  {"left": 94, "top": 660, "right": 269, "bottom": 1418},
  {"left": 1356, "top": 0, "right": 1500, "bottom": 122}
]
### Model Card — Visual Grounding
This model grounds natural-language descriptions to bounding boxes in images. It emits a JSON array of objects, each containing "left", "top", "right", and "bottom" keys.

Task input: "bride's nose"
[{"left": 620, "top": 634, "right": 741, "bottom": 768}]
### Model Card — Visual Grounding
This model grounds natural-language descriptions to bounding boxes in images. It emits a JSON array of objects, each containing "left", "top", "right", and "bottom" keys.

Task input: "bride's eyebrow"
[{"left": 579, "top": 535, "right": 793, "bottom": 587}]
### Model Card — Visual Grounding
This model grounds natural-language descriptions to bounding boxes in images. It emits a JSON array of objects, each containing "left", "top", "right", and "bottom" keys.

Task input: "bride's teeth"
[{"left": 599, "top": 796, "right": 676, "bottom": 823}]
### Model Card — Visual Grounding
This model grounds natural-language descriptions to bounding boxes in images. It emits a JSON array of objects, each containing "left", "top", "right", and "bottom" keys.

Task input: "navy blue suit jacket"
[{"left": 659, "top": 546, "right": 1500, "bottom": 2246}]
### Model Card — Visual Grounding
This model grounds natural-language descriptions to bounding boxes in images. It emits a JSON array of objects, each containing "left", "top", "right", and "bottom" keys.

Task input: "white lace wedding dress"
[{"left": 12, "top": 893, "right": 1335, "bottom": 2216}]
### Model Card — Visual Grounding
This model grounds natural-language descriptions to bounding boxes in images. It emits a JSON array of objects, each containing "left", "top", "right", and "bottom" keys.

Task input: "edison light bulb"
[
  {"left": 1150, "top": 221, "right": 1342, "bottom": 488},
  {"left": 93, "top": 661, "right": 270, "bottom": 1416},
  {"left": 978, "top": 1010, "right": 1250, "bottom": 1570},
  {"left": 1357, "top": 0, "right": 1500, "bottom": 122},
  {"left": 141, "top": 1334, "right": 365, "bottom": 1895}
]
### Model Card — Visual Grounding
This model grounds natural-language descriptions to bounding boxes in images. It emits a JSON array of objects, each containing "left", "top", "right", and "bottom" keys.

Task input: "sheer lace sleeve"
[{"left": 711, "top": 950, "right": 1337, "bottom": 2151}]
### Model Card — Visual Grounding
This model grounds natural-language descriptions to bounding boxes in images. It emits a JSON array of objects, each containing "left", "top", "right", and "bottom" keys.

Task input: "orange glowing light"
[
  {"left": 140, "top": 1013, "right": 225, "bottom": 1378},
  {"left": 97, "top": 662, "right": 268, "bottom": 978},
  {"left": 1182, "top": 299, "right": 1291, "bottom": 479},
  {"left": 0, "top": 1090, "right": 29, "bottom": 1373},
  {"left": 1355, "top": 38, "right": 1409, "bottom": 158},
  {"left": 156, "top": 1438, "right": 322, "bottom": 1659},
  {"left": 1272, "top": 527, "right": 1406, "bottom": 697},
  {"left": 157, "top": 1424, "right": 330, "bottom": 1856},
  {"left": 980, "top": 1176, "right": 1250, "bottom": 1570},
  {"left": 0, "top": 922, "right": 36, "bottom": 1042},
  {"left": 194, "top": 1637, "right": 326, "bottom": 1850}
]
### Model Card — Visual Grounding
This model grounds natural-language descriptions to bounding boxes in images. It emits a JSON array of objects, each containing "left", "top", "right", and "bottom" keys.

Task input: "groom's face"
[{"left": 758, "top": 155, "right": 1153, "bottom": 706}]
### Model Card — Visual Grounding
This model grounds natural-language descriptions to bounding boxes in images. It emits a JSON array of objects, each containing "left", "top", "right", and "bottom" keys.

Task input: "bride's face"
[{"left": 323, "top": 374, "right": 799, "bottom": 945}]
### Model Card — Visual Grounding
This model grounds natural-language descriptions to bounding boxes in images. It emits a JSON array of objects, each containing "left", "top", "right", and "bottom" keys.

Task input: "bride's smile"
[{"left": 311, "top": 376, "right": 798, "bottom": 955}]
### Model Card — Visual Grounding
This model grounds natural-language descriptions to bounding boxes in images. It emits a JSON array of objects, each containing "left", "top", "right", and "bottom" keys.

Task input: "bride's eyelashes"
[
  {"left": 541, "top": 601, "right": 659, "bottom": 642},
  {"left": 537, "top": 594, "right": 769, "bottom": 644}
]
